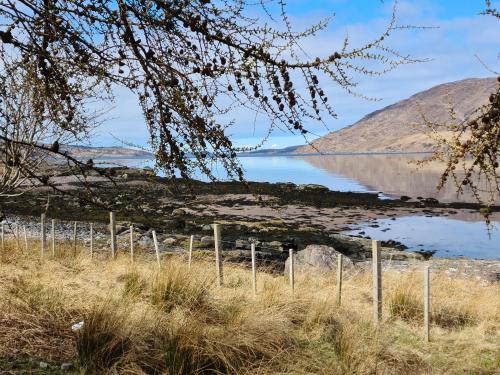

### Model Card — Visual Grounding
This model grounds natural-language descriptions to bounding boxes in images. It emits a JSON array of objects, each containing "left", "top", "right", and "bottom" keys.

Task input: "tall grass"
[{"left": 0, "top": 239, "right": 498, "bottom": 374}]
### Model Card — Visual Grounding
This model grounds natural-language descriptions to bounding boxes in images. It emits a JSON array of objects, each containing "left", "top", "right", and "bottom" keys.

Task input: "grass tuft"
[
  {"left": 76, "top": 303, "right": 131, "bottom": 373},
  {"left": 119, "top": 271, "right": 146, "bottom": 298},
  {"left": 150, "top": 263, "right": 210, "bottom": 312},
  {"left": 389, "top": 286, "right": 423, "bottom": 322}
]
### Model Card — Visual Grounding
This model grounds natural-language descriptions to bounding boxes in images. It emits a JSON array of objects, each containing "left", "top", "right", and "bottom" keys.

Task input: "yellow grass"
[{"left": 0, "top": 240, "right": 499, "bottom": 374}]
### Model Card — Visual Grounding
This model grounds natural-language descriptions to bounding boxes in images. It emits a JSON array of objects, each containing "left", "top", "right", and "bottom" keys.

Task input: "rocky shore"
[
  {"left": 0, "top": 166, "right": 498, "bottom": 282},
  {"left": 3, "top": 212, "right": 499, "bottom": 283}
]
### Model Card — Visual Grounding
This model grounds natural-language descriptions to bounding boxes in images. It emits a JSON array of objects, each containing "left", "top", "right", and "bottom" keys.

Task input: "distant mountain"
[
  {"left": 62, "top": 145, "right": 152, "bottom": 158},
  {"left": 239, "top": 145, "right": 301, "bottom": 156},
  {"left": 297, "top": 77, "right": 498, "bottom": 154}
]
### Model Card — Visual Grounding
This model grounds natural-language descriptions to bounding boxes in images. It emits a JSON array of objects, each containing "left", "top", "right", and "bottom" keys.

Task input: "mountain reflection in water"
[{"left": 299, "top": 154, "right": 498, "bottom": 204}]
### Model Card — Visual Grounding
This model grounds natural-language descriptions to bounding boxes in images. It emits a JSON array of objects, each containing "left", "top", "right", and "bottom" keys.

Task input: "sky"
[{"left": 94, "top": 0, "right": 500, "bottom": 150}]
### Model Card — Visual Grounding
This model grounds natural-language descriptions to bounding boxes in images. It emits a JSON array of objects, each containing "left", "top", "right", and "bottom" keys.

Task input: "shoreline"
[
  {"left": 238, "top": 150, "right": 435, "bottom": 157},
  {"left": 0, "top": 167, "right": 498, "bottom": 263},
  {"left": 2, "top": 213, "right": 498, "bottom": 283}
]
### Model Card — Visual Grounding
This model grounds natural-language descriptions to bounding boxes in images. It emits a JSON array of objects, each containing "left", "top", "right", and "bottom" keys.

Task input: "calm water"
[
  {"left": 98, "top": 154, "right": 500, "bottom": 259},
  {"left": 345, "top": 216, "right": 499, "bottom": 260}
]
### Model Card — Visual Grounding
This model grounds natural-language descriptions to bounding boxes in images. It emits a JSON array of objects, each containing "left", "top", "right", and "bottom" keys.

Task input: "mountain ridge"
[{"left": 296, "top": 77, "right": 498, "bottom": 154}]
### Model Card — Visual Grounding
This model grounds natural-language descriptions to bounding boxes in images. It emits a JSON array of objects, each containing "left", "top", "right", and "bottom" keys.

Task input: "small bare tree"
[
  {"left": 0, "top": 58, "right": 105, "bottom": 200},
  {"left": 421, "top": 1, "right": 499, "bottom": 220}
]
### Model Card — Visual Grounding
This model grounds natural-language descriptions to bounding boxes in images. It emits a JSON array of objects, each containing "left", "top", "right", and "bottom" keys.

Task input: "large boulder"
[{"left": 284, "top": 245, "right": 354, "bottom": 275}]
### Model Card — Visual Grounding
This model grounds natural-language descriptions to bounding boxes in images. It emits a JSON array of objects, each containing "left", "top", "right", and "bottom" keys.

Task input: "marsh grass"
[{"left": 0, "top": 239, "right": 498, "bottom": 374}]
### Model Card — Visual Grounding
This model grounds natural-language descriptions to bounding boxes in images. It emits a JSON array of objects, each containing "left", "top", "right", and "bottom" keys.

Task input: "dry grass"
[{"left": 0, "top": 240, "right": 499, "bottom": 374}]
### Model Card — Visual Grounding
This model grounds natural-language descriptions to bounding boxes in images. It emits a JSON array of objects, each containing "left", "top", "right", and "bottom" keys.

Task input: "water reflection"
[{"left": 299, "top": 154, "right": 498, "bottom": 204}]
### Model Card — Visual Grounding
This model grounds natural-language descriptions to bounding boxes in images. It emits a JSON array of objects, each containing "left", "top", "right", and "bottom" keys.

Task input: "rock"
[
  {"left": 163, "top": 237, "right": 177, "bottom": 246},
  {"left": 423, "top": 197, "right": 439, "bottom": 205},
  {"left": 61, "top": 362, "right": 73, "bottom": 371},
  {"left": 115, "top": 224, "right": 128, "bottom": 235},
  {"left": 381, "top": 239, "right": 408, "bottom": 251},
  {"left": 284, "top": 245, "right": 354, "bottom": 275},
  {"left": 121, "top": 173, "right": 128, "bottom": 179},
  {"left": 137, "top": 236, "right": 153, "bottom": 247},
  {"left": 327, "top": 234, "right": 368, "bottom": 258},
  {"left": 266, "top": 240, "right": 283, "bottom": 251},
  {"left": 484, "top": 272, "right": 500, "bottom": 284},
  {"left": 142, "top": 167, "right": 156, "bottom": 176},
  {"left": 415, "top": 250, "right": 436, "bottom": 259},
  {"left": 400, "top": 195, "right": 412, "bottom": 201},
  {"left": 201, "top": 224, "right": 213, "bottom": 231},
  {"left": 134, "top": 223, "right": 149, "bottom": 231},
  {"left": 200, "top": 236, "right": 214, "bottom": 247},
  {"left": 297, "top": 184, "right": 329, "bottom": 191},
  {"left": 235, "top": 239, "right": 251, "bottom": 249},
  {"left": 172, "top": 208, "right": 186, "bottom": 216},
  {"left": 382, "top": 251, "right": 425, "bottom": 261},
  {"left": 39, "top": 362, "right": 48, "bottom": 369}
]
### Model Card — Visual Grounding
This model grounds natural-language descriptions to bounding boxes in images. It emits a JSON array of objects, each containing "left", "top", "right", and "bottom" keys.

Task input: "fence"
[{"left": 1, "top": 212, "right": 475, "bottom": 344}]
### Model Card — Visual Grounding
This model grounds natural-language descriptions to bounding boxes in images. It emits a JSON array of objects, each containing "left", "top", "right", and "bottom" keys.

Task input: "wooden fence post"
[
  {"left": 336, "top": 253, "right": 343, "bottom": 306},
  {"left": 73, "top": 221, "right": 77, "bottom": 255},
  {"left": 152, "top": 230, "right": 160, "bottom": 269},
  {"left": 40, "top": 213, "right": 46, "bottom": 258},
  {"left": 130, "top": 225, "right": 134, "bottom": 263},
  {"left": 23, "top": 225, "right": 28, "bottom": 252},
  {"left": 213, "top": 224, "right": 223, "bottom": 287},
  {"left": 89, "top": 223, "right": 93, "bottom": 259},
  {"left": 372, "top": 240, "right": 382, "bottom": 324},
  {"left": 289, "top": 248, "right": 295, "bottom": 293},
  {"left": 51, "top": 219, "right": 55, "bottom": 256},
  {"left": 188, "top": 234, "right": 194, "bottom": 268},
  {"left": 110, "top": 212, "right": 116, "bottom": 259},
  {"left": 424, "top": 265, "right": 430, "bottom": 342},
  {"left": 15, "top": 224, "right": 20, "bottom": 251},
  {"left": 251, "top": 243, "right": 257, "bottom": 296}
]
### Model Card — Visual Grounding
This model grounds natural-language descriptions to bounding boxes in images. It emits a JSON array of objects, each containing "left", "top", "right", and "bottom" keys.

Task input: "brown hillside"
[{"left": 297, "top": 77, "right": 498, "bottom": 153}]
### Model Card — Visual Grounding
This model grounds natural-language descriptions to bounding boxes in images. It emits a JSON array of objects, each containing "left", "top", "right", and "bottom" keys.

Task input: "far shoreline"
[{"left": 237, "top": 150, "right": 434, "bottom": 157}]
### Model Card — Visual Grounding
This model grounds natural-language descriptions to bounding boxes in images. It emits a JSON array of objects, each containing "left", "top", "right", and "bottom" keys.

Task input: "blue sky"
[{"left": 95, "top": 0, "right": 500, "bottom": 149}]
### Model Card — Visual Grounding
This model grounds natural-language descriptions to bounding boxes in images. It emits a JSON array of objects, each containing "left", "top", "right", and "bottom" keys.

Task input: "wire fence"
[{"left": 0, "top": 212, "right": 497, "bottom": 343}]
